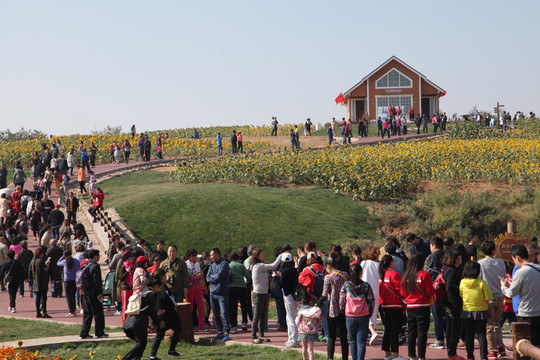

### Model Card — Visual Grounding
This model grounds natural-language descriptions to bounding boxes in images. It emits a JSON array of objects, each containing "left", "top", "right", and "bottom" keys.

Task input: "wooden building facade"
[{"left": 343, "top": 56, "right": 445, "bottom": 121}]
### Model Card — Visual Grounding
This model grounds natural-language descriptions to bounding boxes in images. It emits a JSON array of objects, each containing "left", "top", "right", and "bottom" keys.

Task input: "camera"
[{"left": 168, "top": 274, "right": 176, "bottom": 286}]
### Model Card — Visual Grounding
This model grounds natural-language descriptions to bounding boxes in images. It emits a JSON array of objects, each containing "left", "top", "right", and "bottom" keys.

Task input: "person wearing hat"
[
  {"left": 278, "top": 252, "right": 300, "bottom": 348},
  {"left": 133, "top": 255, "right": 149, "bottom": 295},
  {"left": 118, "top": 250, "right": 136, "bottom": 323}
]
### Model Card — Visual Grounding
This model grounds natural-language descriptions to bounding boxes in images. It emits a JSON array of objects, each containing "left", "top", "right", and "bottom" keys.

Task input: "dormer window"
[{"left": 376, "top": 69, "right": 412, "bottom": 88}]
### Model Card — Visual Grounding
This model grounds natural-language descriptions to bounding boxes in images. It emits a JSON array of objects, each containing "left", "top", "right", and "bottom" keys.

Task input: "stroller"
[{"left": 101, "top": 271, "right": 115, "bottom": 309}]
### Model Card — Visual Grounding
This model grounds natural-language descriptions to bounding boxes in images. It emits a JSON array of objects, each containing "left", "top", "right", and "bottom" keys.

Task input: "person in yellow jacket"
[{"left": 459, "top": 261, "right": 492, "bottom": 360}]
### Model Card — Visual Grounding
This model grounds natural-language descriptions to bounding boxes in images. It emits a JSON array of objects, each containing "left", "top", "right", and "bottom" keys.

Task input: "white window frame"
[
  {"left": 375, "top": 68, "right": 413, "bottom": 89},
  {"left": 375, "top": 95, "right": 413, "bottom": 118}
]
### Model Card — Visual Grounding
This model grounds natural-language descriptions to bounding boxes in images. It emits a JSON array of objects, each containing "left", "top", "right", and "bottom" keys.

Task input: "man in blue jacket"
[{"left": 206, "top": 247, "right": 231, "bottom": 341}]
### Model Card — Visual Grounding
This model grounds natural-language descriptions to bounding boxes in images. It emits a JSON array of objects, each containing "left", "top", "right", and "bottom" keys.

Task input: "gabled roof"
[{"left": 343, "top": 55, "right": 444, "bottom": 96}]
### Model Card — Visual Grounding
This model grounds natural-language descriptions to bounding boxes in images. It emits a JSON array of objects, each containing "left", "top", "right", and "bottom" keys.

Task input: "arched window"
[{"left": 376, "top": 69, "right": 412, "bottom": 88}]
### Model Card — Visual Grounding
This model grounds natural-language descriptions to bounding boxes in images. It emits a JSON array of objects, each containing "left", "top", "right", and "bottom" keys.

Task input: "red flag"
[
  {"left": 439, "top": 90, "right": 447, "bottom": 98},
  {"left": 335, "top": 92, "right": 345, "bottom": 104}
]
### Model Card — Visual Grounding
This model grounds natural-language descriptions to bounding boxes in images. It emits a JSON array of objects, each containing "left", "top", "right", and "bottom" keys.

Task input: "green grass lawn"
[
  {"left": 101, "top": 170, "right": 380, "bottom": 255},
  {"left": 38, "top": 340, "right": 326, "bottom": 360},
  {"left": 0, "top": 317, "right": 120, "bottom": 342}
]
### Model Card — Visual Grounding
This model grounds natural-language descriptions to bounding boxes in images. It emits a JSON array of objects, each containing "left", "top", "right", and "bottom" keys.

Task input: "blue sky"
[{"left": 1, "top": 0, "right": 538, "bottom": 135}]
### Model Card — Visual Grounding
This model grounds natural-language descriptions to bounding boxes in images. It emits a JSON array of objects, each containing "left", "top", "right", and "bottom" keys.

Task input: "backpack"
[
  {"left": 76, "top": 263, "right": 91, "bottom": 290},
  {"left": 125, "top": 290, "right": 151, "bottom": 316},
  {"left": 344, "top": 285, "right": 370, "bottom": 317},
  {"left": 433, "top": 270, "right": 446, "bottom": 302},
  {"left": 308, "top": 266, "right": 324, "bottom": 298},
  {"left": 340, "top": 125, "right": 346, "bottom": 135}
]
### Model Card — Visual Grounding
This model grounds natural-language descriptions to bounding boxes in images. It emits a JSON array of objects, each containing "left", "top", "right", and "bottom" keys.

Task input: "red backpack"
[{"left": 433, "top": 270, "right": 446, "bottom": 302}]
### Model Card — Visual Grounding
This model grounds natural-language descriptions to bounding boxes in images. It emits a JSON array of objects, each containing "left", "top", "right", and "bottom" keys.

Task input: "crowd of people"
[
  {"left": 3, "top": 167, "right": 540, "bottom": 360},
  {"left": 10, "top": 232, "right": 528, "bottom": 360}
]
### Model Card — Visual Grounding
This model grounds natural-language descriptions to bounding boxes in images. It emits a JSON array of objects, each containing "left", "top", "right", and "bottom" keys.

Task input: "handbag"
[
  {"left": 415, "top": 283, "right": 435, "bottom": 306},
  {"left": 4, "top": 260, "right": 15, "bottom": 288},
  {"left": 125, "top": 289, "right": 151, "bottom": 316}
]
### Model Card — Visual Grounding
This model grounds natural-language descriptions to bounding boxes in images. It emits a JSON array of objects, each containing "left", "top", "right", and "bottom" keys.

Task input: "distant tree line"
[{"left": 0, "top": 127, "right": 47, "bottom": 142}]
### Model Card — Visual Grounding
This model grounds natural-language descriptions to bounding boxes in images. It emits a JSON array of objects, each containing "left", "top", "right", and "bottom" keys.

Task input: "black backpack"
[{"left": 308, "top": 266, "right": 324, "bottom": 298}]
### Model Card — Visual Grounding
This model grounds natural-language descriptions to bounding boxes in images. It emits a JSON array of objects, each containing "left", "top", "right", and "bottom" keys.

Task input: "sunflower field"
[
  {"left": 171, "top": 136, "right": 540, "bottom": 200},
  {"left": 0, "top": 131, "right": 277, "bottom": 167}
]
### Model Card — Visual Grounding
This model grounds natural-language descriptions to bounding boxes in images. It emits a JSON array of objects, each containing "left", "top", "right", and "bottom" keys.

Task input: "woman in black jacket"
[
  {"left": 442, "top": 250, "right": 464, "bottom": 360},
  {"left": 122, "top": 276, "right": 162, "bottom": 360},
  {"left": 1, "top": 250, "right": 25, "bottom": 313},
  {"left": 150, "top": 269, "right": 182, "bottom": 359},
  {"left": 278, "top": 253, "right": 299, "bottom": 348}
]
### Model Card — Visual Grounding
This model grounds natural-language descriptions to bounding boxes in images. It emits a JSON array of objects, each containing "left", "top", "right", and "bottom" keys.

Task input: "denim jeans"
[
  {"left": 431, "top": 301, "right": 446, "bottom": 343},
  {"left": 320, "top": 298, "right": 329, "bottom": 337},
  {"left": 210, "top": 293, "right": 230, "bottom": 333},
  {"left": 272, "top": 287, "right": 286, "bottom": 328},
  {"left": 346, "top": 315, "right": 369, "bottom": 360}
]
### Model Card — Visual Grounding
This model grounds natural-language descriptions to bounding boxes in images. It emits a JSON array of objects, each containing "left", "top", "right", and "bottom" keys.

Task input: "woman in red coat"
[{"left": 400, "top": 254, "right": 434, "bottom": 360}]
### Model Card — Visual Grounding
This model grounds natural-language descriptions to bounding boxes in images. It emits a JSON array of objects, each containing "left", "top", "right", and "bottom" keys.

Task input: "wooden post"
[
  {"left": 508, "top": 220, "right": 517, "bottom": 234},
  {"left": 497, "top": 101, "right": 500, "bottom": 128},
  {"left": 512, "top": 322, "right": 531, "bottom": 360}
]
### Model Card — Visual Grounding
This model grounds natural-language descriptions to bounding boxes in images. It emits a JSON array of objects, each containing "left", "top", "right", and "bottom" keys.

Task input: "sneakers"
[
  {"left": 448, "top": 356, "right": 466, "bottom": 360},
  {"left": 230, "top": 326, "right": 238, "bottom": 334},
  {"left": 399, "top": 335, "right": 407, "bottom": 345},
  {"left": 8, "top": 307, "right": 16, "bottom": 313},
  {"left": 369, "top": 333, "right": 379, "bottom": 346},
  {"left": 285, "top": 341, "right": 300, "bottom": 349},
  {"left": 167, "top": 351, "right": 182, "bottom": 358},
  {"left": 488, "top": 352, "right": 498, "bottom": 360},
  {"left": 384, "top": 355, "right": 394, "bottom": 360},
  {"left": 222, "top": 333, "right": 230, "bottom": 342},
  {"left": 149, "top": 357, "right": 162, "bottom": 360},
  {"left": 318, "top": 335, "right": 327, "bottom": 342},
  {"left": 252, "top": 338, "right": 263, "bottom": 344},
  {"left": 430, "top": 341, "right": 445, "bottom": 349},
  {"left": 498, "top": 348, "right": 507, "bottom": 357},
  {"left": 242, "top": 323, "right": 248, "bottom": 332},
  {"left": 214, "top": 333, "right": 224, "bottom": 340},
  {"left": 114, "top": 310, "right": 121, "bottom": 316}
]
